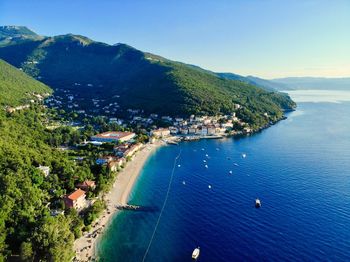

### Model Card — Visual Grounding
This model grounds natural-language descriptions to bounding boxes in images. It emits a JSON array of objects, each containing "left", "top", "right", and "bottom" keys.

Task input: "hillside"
[
  {"left": 0, "top": 59, "right": 51, "bottom": 106},
  {"left": 0, "top": 26, "right": 295, "bottom": 126}
]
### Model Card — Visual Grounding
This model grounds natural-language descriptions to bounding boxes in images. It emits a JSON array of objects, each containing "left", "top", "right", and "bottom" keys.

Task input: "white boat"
[
  {"left": 242, "top": 153, "right": 247, "bottom": 158},
  {"left": 255, "top": 198, "right": 261, "bottom": 208},
  {"left": 229, "top": 170, "right": 233, "bottom": 174},
  {"left": 192, "top": 247, "right": 200, "bottom": 259},
  {"left": 205, "top": 164, "right": 208, "bottom": 168}
]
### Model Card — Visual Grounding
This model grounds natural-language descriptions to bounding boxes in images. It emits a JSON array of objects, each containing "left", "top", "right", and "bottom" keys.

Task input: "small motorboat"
[
  {"left": 255, "top": 198, "right": 261, "bottom": 208},
  {"left": 229, "top": 170, "right": 233, "bottom": 174},
  {"left": 242, "top": 153, "right": 247, "bottom": 158},
  {"left": 208, "top": 185, "right": 212, "bottom": 189},
  {"left": 205, "top": 164, "right": 208, "bottom": 168},
  {"left": 233, "top": 163, "right": 239, "bottom": 166},
  {"left": 178, "top": 164, "right": 181, "bottom": 167},
  {"left": 192, "top": 247, "right": 200, "bottom": 260}
]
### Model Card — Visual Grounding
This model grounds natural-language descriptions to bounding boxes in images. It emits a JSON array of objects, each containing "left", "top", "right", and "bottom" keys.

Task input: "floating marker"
[
  {"left": 242, "top": 153, "right": 247, "bottom": 158},
  {"left": 178, "top": 164, "right": 181, "bottom": 167},
  {"left": 182, "top": 181, "right": 186, "bottom": 185},
  {"left": 205, "top": 164, "right": 208, "bottom": 168},
  {"left": 203, "top": 160, "right": 207, "bottom": 163},
  {"left": 208, "top": 185, "right": 212, "bottom": 189},
  {"left": 229, "top": 170, "right": 233, "bottom": 174}
]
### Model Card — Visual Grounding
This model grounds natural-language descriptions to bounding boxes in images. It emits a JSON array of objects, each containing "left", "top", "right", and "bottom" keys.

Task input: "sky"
[{"left": 0, "top": 0, "right": 349, "bottom": 78}]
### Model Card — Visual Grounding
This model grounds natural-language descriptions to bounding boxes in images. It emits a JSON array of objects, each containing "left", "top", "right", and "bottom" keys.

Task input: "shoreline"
[{"left": 73, "top": 140, "right": 165, "bottom": 261}]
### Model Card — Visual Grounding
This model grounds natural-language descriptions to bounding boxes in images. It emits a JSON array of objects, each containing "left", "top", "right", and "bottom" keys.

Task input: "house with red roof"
[
  {"left": 64, "top": 189, "right": 87, "bottom": 210},
  {"left": 76, "top": 180, "right": 96, "bottom": 191}
]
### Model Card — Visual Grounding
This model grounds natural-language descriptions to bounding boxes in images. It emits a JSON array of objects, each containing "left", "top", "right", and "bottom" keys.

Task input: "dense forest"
[
  {"left": 0, "top": 61, "right": 121, "bottom": 261},
  {"left": 0, "top": 59, "right": 50, "bottom": 106}
]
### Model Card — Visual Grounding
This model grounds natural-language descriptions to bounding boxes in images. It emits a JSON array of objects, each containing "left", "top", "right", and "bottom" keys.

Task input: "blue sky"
[{"left": 0, "top": 0, "right": 349, "bottom": 78}]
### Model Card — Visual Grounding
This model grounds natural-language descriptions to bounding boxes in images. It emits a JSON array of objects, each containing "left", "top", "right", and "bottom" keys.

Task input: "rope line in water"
[{"left": 142, "top": 149, "right": 182, "bottom": 262}]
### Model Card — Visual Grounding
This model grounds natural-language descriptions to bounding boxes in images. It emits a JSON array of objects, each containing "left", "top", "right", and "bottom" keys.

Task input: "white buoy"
[
  {"left": 208, "top": 185, "right": 212, "bottom": 189},
  {"left": 205, "top": 164, "right": 208, "bottom": 168},
  {"left": 229, "top": 170, "right": 233, "bottom": 174},
  {"left": 205, "top": 154, "right": 209, "bottom": 157},
  {"left": 242, "top": 153, "right": 247, "bottom": 158},
  {"left": 203, "top": 160, "right": 207, "bottom": 163},
  {"left": 178, "top": 164, "right": 181, "bottom": 167},
  {"left": 182, "top": 181, "right": 186, "bottom": 185}
]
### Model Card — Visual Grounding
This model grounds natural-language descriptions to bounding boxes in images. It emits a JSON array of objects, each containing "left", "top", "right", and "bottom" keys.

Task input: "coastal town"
[{"left": 2, "top": 88, "right": 279, "bottom": 261}]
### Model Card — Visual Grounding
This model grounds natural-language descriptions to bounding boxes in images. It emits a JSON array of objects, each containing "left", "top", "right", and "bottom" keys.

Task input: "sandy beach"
[{"left": 73, "top": 141, "right": 164, "bottom": 261}]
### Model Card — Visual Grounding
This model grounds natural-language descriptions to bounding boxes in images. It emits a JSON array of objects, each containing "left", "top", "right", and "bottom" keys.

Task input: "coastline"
[{"left": 73, "top": 140, "right": 165, "bottom": 261}]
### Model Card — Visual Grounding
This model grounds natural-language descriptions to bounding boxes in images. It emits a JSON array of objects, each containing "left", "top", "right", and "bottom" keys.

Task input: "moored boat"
[
  {"left": 192, "top": 247, "right": 200, "bottom": 260},
  {"left": 255, "top": 198, "right": 261, "bottom": 208}
]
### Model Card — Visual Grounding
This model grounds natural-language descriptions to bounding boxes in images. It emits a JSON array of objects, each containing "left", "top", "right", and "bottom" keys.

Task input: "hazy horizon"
[{"left": 1, "top": 0, "right": 349, "bottom": 79}]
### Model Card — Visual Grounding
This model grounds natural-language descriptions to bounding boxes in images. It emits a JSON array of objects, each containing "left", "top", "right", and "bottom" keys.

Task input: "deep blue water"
[{"left": 97, "top": 101, "right": 350, "bottom": 261}]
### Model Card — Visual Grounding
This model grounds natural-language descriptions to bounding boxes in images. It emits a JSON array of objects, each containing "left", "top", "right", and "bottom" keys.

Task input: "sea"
[{"left": 97, "top": 90, "right": 350, "bottom": 261}]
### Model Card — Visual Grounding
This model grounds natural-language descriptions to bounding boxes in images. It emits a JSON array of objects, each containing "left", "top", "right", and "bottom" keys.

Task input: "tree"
[
  {"left": 20, "top": 242, "right": 33, "bottom": 262},
  {"left": 32, "top": 216, "right": 74, "bottom": 262}
]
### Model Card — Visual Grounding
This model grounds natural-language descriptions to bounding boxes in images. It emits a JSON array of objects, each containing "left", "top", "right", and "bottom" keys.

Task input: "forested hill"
[
  {"left": 0, "top": 58, "right": 78, "bottom": 261},
  {"left": 0, "top": 59, "right": 51, "bottom": 106},
  {"left": 0, "top": 26, "right": 295, "bottom": 125}
]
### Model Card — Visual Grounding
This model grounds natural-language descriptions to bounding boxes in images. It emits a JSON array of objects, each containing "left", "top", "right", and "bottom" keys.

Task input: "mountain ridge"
[{"left": 0, "top": 26, "right": 295, "bottom": 127}]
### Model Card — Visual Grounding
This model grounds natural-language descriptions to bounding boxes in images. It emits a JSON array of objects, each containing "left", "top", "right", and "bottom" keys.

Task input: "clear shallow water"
[{"left": 97, "top": 99, "right": 350, "bottom": 261}]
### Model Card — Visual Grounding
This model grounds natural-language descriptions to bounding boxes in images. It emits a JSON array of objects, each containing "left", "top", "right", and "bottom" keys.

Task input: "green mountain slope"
[
  {"left": 0, "top": 59, "right": 51, "bottom": 106},
  {"left": 0, "top": 26, "right": 295, "bottom": 125}
]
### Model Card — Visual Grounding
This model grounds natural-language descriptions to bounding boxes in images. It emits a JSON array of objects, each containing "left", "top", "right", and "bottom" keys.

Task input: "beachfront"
[{"left": 73, "top": 141, "right": 164, "bottom": 261}]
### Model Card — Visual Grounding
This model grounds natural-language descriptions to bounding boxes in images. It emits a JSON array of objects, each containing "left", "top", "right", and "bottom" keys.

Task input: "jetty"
[{"left": 116, "top": 204, "right": 142, "bottom": 211}]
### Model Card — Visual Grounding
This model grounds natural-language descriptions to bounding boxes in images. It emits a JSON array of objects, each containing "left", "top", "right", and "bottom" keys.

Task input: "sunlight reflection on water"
[{"left": 285, "top": 89, "right": 350, "bottom": 103}]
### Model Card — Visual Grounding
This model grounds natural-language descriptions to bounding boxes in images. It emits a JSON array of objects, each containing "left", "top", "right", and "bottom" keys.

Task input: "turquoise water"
[{"left": 97, "top": 98, "right": 350, "bottom": 261}]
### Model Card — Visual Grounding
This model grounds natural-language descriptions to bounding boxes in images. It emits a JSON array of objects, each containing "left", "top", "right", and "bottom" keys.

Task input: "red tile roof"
[{"left": 67, "top": 189, "right": 86, "bottom": 201}]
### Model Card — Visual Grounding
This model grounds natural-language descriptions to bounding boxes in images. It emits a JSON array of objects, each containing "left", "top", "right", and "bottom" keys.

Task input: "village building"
[
  {"left": 38, "top": 165, "right": 50, "bottom": 177},
  {"left": 95, "top": 155, "right": 117, "bottom": 165},
  {"left": 64, "top": 189, "right": 87, "bottom": 210},
  {"left": 123, "top": 143, "right": 143, "bottom": 158},
  {"left": 150, "top": 128, "right": 170, "bottom": 138},
  {"left": 76, "top": 180, "right": 96, "bottom": 191},
  {"left": 108, "top": 157, "right": 126, "bottom": 172},
  {"left": 91, "top": 131, "right": 136, "bottom": 143}
]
